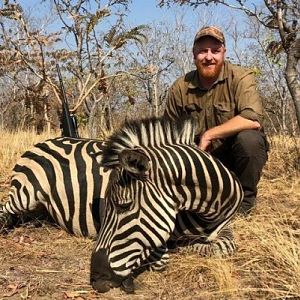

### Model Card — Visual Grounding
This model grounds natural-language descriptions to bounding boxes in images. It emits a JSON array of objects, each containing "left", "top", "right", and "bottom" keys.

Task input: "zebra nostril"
[{"left": 120, "top": 276, "right": 135, "bottom": 294}]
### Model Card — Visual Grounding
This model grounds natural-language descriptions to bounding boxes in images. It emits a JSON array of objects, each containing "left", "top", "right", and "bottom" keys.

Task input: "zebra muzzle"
[{"left": 90, "top": 249, "right": 135, "bottom": 293}]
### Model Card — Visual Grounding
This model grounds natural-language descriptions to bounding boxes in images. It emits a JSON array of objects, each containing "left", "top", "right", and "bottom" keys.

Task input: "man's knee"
[{"left": 233, "top": 130, "right": 268, "bottom": 157}]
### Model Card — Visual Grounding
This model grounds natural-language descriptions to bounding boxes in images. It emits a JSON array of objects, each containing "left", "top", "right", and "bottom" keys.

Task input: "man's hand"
[{"left": 199, "top": 132, "right": 212, "bottom": 152}]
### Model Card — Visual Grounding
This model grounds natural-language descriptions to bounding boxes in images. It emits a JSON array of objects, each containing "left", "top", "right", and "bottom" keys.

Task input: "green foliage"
[
  {"left": 251, "top": 66, "right": 262, "bottom": 77},
  {"left": 76, "top": 113, "right": 89, "bottom": 126}
]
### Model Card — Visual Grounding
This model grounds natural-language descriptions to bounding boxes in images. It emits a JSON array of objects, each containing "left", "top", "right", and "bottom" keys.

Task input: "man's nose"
[{"left": 205, "top": 50, "right": 213, "bottom": 60}]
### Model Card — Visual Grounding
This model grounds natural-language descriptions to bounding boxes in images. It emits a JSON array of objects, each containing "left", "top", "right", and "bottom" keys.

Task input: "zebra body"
[
  {"left": 1, "top": 137, "right": 109, "bottom": 238},
  {"left": 90, "top": 116, "right": 243, "bottom": 293}
]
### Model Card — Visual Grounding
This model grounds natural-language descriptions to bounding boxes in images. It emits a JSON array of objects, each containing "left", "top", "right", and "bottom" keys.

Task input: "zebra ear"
[{"left": 119, "top": 149, "right": 150, "bottom": 179}]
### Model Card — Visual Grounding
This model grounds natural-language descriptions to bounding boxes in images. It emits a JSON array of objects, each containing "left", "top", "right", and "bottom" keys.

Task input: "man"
[{"left": 164, "top": 26, "right": 269, "bottom": 216}]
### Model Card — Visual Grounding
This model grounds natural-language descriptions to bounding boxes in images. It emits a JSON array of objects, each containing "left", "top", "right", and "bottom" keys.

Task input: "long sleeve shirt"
[{"left": 164, "top": 61, "right": 263, "bottom": 139}]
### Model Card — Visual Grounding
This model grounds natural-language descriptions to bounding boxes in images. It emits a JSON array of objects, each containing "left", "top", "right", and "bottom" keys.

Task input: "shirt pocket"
[
  {"left": 184, "top": 103, "right": 204, "bottom": 135},
  {"left": 213, "top": 102, "right": 235, "bottom": 125},
  {"left": 184, "top": 103, "right": 202, "bottom": 113}
]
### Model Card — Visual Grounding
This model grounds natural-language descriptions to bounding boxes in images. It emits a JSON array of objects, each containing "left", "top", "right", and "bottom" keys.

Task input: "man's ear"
[{"left": 119, "top": 149, "right": 150, "bottom": 179}]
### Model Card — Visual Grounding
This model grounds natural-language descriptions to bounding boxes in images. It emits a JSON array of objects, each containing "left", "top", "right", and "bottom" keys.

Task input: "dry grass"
[
  {"left": 0, "top": 130, "right": 54, "bottom": 183},
  {"left": 0, "top": 130, "right": 299, "bottom": 300}
]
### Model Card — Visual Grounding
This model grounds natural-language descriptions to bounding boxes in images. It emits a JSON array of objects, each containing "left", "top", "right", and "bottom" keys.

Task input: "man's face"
[{"left": 193, "top": 36, "right": 226, "bottom": 80}]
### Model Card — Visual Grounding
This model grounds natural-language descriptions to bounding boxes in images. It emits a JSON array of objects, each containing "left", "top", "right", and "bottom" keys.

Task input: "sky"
[
  {"left": 13, "top": 0, "right": 250, "bottom": 58},
  {"left": 17, "top": 0, "right": 174, "bottom": 23},
  {"left": 16, "top": 0, "right": 243, "bottom": 31}
]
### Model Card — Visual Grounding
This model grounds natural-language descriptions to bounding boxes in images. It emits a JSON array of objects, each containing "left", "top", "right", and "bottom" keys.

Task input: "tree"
[
  {"left": 0, "top": 2, "right": 60, "bottom": 131},
  {"left": 123, "top": 22, "right": 176, "bottom": 117},
  {"left": 120, "top": 15, "right": 206, "bottom": 118},
  {"left": 158, "top": 0, "right": 300, "bottom": 132},
  {"left": 52, "top": 0, "right": 148, "bottom": 137},
  {"left": 240, "top": 19, "right": 297, "bottom": 134},
  {"left": 0, "top": 0, "right": 147, "bottom": 136}
]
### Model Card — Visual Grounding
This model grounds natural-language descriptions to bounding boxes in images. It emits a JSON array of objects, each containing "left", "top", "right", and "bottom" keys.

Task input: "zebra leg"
[
  {"left": 186, "top": 226, "right": 236, "bottom": 257},
  {"left": 0, "top": 203, "right": 16, "bottom": 233},
  {"left": 0, "top": 175, "right": 48, "bottom": 233},
  {"left": 0, "top": 202, "right": 38, "bottom": 233},
  {"left": 1, "top": 191, "right": 48, "bottom": 234},
  {"left": 134, "top": 245, "right": 170, "bottom": 277},
  {"left": 147, "top": 246, "right": 170, "bottom": 272},
  {"left": 172, "top": 211, "right": 237, "bottom": 257}
]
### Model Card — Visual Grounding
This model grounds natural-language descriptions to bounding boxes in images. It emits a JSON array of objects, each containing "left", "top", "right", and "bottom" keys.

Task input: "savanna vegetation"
[{"left": 0, "top": 0, "right": 299, "bottom": 299}]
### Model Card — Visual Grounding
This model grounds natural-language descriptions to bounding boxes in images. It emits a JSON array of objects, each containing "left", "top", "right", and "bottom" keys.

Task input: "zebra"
[
  {"left": 90, "top": 116, "right": 243, "bottom": 293},
  {"left": 0, "top": 137, "right": 110, "bottom": 238},
  {"left": 0, "top": 116, "right": 243, "bottom": 294}
]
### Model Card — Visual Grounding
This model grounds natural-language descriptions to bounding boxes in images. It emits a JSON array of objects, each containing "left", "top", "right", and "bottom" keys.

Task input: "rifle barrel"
[{"left": 56, "top": 64, "right": 78, "bottom": 138}]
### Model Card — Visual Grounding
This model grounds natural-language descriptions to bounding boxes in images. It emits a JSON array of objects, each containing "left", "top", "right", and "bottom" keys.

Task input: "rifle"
[{"left": 56, "top": 64, "right": 79, "bottom": 138}]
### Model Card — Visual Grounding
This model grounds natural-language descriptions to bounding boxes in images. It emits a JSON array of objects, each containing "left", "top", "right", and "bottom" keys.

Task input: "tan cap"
[{"left": 194, "top": 26, "right": 225, "bottom": 45}]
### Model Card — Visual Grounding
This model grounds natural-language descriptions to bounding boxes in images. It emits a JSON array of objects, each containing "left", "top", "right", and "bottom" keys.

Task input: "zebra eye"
[{"left": 114, "top": 201, "right": 133, "bottom": 213}]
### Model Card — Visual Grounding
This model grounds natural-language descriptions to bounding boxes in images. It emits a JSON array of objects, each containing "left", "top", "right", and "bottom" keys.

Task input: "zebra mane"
[{"left": 101, "top": 115, "right": 196, "bottom": 168}]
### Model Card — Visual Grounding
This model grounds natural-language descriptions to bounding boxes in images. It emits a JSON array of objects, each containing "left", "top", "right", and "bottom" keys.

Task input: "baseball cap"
[{"left": 194, "top": 26, "right": 225, "bottom": 45}]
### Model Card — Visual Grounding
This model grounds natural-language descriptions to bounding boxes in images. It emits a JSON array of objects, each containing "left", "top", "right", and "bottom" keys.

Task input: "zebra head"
[{"left": 91, "top": 148, "right": 178, "bottom": 293}]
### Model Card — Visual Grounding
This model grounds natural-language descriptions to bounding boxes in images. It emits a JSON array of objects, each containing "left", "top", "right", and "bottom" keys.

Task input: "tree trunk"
[
  {"left": 88, "top": 101, "right": 98, "bottom": 139},
  {"left": 153, "top": 75, "right": 159, "bottom": 117},
  {"left": 44, "top": 102, "right": 51, "bottom": 134},
  {"left": 285, "top": 39, "right": 300, "bottom": 132}
]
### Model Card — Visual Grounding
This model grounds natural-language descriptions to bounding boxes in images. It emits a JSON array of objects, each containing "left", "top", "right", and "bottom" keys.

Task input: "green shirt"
[{"left": 164, "top": 61, "right": 263, "bottom": 137}]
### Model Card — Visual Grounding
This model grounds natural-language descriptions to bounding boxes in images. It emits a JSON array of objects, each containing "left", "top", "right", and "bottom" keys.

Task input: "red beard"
[{"left": 198, "top": 62, "right": 223, "bottom": 79}]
